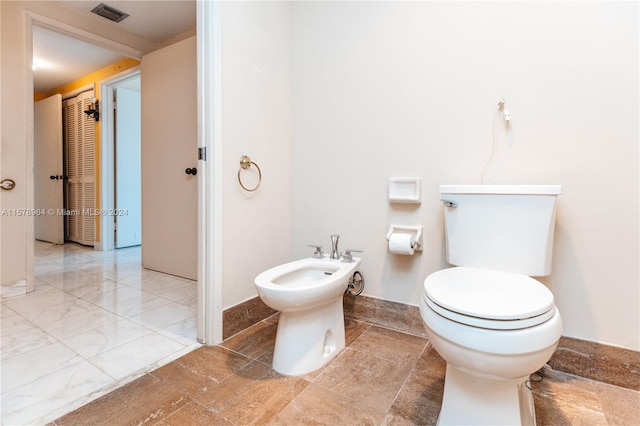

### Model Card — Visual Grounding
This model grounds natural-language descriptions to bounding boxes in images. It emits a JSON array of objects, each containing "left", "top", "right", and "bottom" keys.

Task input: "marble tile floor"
[
  {"left": 54, "top": 315, "right": 640, "bottom": 426},
  {"left": 1, "top": 241, "right": 199, "bottom": 426}
]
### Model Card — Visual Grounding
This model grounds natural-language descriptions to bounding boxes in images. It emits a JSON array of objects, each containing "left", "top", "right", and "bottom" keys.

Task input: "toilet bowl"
[
  {"left": 255, "top": 255, "right": 361, "bottom": 376},
  {"left": 421, "top": 184, "right": 562, "bottom": 425},
  {"left": 420, "top": 267, "right": 562, "bottom": 425}
]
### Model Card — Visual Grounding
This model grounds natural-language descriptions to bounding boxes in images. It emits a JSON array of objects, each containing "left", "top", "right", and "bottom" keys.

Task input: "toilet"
[
  {"left": 255, "top": 255, "right": 361, "bottom": 376},
  {"left": 420, "top": 185, "right": 562, "bottom": 426}
]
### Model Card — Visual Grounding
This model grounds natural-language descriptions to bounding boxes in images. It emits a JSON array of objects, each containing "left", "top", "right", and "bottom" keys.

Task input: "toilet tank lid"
[{"left": 439, "top": 185, "right": 561, "bottom": 195}]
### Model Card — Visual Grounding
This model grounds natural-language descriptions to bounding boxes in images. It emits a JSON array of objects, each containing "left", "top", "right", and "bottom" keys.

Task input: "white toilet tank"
[{"left": 439, "top": 185, "right": 561, "bottom": 276}]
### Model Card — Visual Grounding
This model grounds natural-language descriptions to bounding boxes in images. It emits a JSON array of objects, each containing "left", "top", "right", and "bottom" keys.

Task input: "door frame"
[
  {"left": 24, "top": 8, "right": 223, "bottom": 344},
  {"left": 24, "top": 11, "right": 144, "bottom": 293},
  {"left": 99, "top": 69, "right": 141, "bottom": 252},
  {"left": 197, "top": 0, "right": 223, "bottom": 344}
]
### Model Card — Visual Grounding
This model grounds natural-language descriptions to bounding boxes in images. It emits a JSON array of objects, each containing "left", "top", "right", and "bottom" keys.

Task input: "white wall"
[
  {"left": 290, "top": 1, "right": 639, "bottom": 350},
  {"left": 220, "top": 2, "right": 293, "bottom": 307}
]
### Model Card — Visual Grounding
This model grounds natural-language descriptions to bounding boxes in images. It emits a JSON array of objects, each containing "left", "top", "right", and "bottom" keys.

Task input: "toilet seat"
[{"left": 424, "top": 267, "right": 555, "bottom": 330}]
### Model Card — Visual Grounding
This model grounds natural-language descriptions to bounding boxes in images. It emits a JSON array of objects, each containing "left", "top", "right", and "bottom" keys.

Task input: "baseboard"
[
  {"left": 343, "top": 293, "right": 427, "bottom": 338},
  {"left": 548, "top": 336, "right": 639, "bottom": 391},
  {"left": 222, "top": 296, "right": 276, "bottom": 340},
  {"left": 342, "top": 294, "right": 640, "bottom": 391},
  {"left": 223, "top": 294, "right": 639, "bottom": 391}
]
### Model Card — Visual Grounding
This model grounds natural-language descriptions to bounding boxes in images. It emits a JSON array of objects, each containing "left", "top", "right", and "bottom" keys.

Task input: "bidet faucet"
[{"left": 330, "top": 234, "right": 340, "bottom": 259}]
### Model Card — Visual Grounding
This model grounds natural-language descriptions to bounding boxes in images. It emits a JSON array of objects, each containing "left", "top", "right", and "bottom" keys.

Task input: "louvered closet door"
[{"left": 64, "top": 91, "right": 95, "bottom": 246}]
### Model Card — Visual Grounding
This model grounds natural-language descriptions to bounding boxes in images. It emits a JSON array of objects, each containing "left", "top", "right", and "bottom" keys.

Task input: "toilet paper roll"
[{"left": 388, "top": 233, "right": 415, "bottom": 255}]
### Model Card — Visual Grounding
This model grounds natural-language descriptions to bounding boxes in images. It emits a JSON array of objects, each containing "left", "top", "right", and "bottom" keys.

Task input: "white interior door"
[
  {"left": 34, "top": 94, "right": 64, "bottom": 244},
  {"left": 141, "top": 36, "right": 197, "bottom": 280},
  {"left": 115, "top": 86, "right": 142, "bottom": 248}
]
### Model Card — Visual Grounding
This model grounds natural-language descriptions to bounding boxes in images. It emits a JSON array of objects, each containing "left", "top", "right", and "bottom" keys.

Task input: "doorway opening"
[
  {"left": 34, "top": 87, "right": 98, "bottom": 247},
  {"left": 22, "top": 3, "right": 221, "bottom": 349},
  {"left": 100, "top": 72, "right": 142, "bottom": 251}
]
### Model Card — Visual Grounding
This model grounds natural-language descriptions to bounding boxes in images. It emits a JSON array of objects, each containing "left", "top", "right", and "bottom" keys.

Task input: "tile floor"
[
  {"left": 54, "top": 315, "right": 639, "bottom": 425},
  {"left": 4, "top": 242, "right": 640, "bottom": 425},
  {"left": 1, "top": 242, "right": 199, "bottom": 425}
]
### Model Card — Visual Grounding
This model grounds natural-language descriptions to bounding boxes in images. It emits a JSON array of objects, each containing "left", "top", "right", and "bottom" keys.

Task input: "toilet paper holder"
[{"left": 386, "top": 225, "right": 423, "bottom": 251}]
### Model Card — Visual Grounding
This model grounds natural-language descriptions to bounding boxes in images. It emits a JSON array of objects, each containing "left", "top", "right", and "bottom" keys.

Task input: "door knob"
[
  {"left": 50, "top": 175, "right": 63, "bottom": 180},
  {"left": 1, "top": 179, "right": 16, "bottom": 190},
  {"left": 185, "top": 167, "right": 197, "bottom": 176}
]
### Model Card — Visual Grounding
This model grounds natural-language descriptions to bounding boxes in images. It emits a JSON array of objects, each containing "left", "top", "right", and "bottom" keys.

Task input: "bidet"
[{"left": 254, "top": 254, "right": 361, "bottom": 375}]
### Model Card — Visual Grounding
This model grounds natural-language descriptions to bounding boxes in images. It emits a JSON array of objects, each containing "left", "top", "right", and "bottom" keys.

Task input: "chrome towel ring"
[{"left": 238, "top": 155, "right": 262, "bottom": 192}]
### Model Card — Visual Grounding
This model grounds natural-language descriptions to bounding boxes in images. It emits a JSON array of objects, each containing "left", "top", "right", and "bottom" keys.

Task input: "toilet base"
[
  {"left": 272, "top": 297, "right": 345, "bottom": 376},
  {"left": 438, "top": 364, "right": 535, "bottom": 426}
]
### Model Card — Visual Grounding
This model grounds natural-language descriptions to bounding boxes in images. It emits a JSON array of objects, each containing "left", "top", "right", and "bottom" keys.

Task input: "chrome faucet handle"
[
  {"left": 330, "top": 234, "right": 340, "bottom": 259},
  {"left": 342, "top": 249, "right": 363, "bottom": 263},
  {"left": 307, "top": 244, "right": 324, "bottom": 258}
]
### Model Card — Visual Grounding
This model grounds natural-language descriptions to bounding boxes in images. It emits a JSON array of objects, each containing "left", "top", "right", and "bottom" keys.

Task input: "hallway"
[{"left": 1, "top": 242, "right": 198, "bottom": 425}]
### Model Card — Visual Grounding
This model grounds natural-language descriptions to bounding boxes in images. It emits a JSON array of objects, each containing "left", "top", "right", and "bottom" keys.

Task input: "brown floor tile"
[
  {"left": 196, "top": 360, "right": 310, "bottom": 425},
  {"left": 345, "top": 317, "right": 371, "bottom": 346},
  {"left": 388, "top": 344, "right": 444, "bottom": 425},
  {"left": 314, "top": 347, "right": 414, "bottom": 412},
  {"left": 153, "top": 401, "right": 232, "bottom": 425},
  {"left": 151, "top": 346, "right": 253, "bottom": 397},
  {"left": 52, "top": 315, "right": 640, "bottom": 426},
  {"left": 350, "top": 324, "right": 427, "bottom": 367},
  {"left": 381, "top": 411, "right": 427, "bottom": 425},
  {"left": 593, "top": 380, "right": 640, "bottom": 425},
  {"left": 411, "top": 343, "right": 446, "bottom": 379},
  {"left": 176, "top": 345, "right": 253, "bottom": 380},
  {"left": 55, "top": 374, "right": 189, "bottom": 426},
  {"left": 220, "top": 320, "right": 277, "bottom": 364},
  {"left": 195, "top": 360, "right": 274, "bottom": 411},
  {"left": 268, "top": 383, "right": 387, "bottom": 425},
  {"left": 532, "top": 368, "right": 609, "bottom": 425}
]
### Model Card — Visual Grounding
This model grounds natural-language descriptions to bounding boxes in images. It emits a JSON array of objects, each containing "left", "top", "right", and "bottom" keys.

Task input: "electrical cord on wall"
[{"left": 481, "top": 99, "right": 510, "bottom": 184}]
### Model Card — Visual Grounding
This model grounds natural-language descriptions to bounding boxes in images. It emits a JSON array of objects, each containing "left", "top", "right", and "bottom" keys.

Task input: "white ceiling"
[{"left": 33, "top": 1, "right": 196, "bottom": 93}]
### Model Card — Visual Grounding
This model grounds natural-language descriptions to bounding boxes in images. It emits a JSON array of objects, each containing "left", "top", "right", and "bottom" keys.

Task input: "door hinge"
[
  {"left": 112, "top": 101, "right": 117, "bottom": 110},
  {"left": 198, "top": 147, "right": 207, "bottom": 161}
]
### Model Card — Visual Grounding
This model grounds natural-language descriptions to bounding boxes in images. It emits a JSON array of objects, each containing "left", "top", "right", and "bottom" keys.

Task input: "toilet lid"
[{"left": 424, "top": 267, "right": 555, "bottom": 328}]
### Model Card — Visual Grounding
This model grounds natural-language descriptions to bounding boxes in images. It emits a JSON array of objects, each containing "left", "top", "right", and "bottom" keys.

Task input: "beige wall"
[
  {"left": 216, "top": 2, "right": 640, "bottom": 349},
  {"left": 220, "top": 1, "right": 293, "bottom": 307},
  {"left": 221, "top": 1, "right": 639, "bottom": 350},
  {"left": 221, "top": 1, "right": 638, "bottom": 350},
  {"left": 290, "top": 1, "right": 639, "bottom": 350}
]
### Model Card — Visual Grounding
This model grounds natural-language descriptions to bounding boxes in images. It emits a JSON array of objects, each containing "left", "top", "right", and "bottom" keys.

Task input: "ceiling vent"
[{"left": 90, "top": 3, "right": 129, "bottom": 23}]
